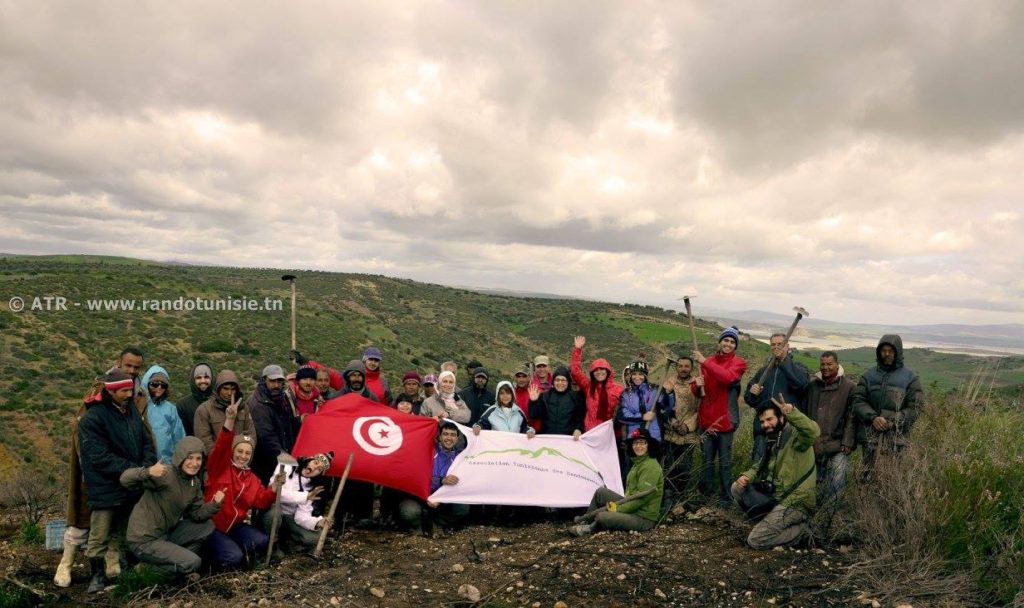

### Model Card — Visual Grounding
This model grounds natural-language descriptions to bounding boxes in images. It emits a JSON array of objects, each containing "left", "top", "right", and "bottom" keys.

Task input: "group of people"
[{"left": 55, "top": 329, "right": 923, "bottom": 590}]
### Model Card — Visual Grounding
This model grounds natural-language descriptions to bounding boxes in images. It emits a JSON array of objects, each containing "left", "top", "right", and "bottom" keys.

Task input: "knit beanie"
[{"left": 719, "top": 326, "right": 741, "bottom": 344}]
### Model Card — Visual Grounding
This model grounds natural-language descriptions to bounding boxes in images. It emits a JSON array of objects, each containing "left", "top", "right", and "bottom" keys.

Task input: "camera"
[{"left": 752, "top": 480, "right": 776, "bottom": 496}]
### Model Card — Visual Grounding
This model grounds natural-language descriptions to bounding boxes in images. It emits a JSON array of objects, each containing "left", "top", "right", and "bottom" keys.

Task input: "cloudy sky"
[{"left": 1, "top": 1, "right": 1022, "bottom": 324}]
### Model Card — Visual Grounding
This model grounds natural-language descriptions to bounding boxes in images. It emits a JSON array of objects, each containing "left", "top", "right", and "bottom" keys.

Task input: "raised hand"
[
  {"left": 148, "top": 462, "right": 168, "bottom": 478},
  {"left": 574, "top": 335, "right": 586, "bottom": 349},
  {"left": 308, "top": 486, "right": 326, "bottom": 502},
  {"left": 226, "top": 397, "right": 239, "bottom": 420},
  {"left": 527, "top": 383, "right": 541, "bottom": 401}
]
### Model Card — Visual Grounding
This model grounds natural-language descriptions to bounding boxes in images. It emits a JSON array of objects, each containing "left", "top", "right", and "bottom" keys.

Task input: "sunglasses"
[{"left": 149, "top": 382, "right": 168, "bottom": 389}]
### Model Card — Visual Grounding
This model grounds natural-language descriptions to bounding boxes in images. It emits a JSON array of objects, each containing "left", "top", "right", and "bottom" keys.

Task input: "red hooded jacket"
[
  {"left": 571, "top": 347, "right": 624, "bottom": 431},
  {"left": 513, "top": 385, "right": 541, "bottom": 432},
  {"left": 205, "top": 426, "right": 277, "bottom": 533},
  {"left": 697, "top": 351, "right": 747, "bottom": 433}
]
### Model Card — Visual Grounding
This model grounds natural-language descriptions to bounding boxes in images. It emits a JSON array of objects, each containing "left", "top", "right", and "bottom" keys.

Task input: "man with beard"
[
  {"left": 660, "top": 356, "right": 703, "bottom": 509},
  {"left": 107, "top": 346, "right": 145, "bottom": 411},
  {"left": 330, "top": 360, "right": 379, "bottom": 401},
  {"left": 731, "top": 399, "right": 819, "bottom": 549},
  {"left": 393, "top": 371, "right": 425, "bottom": 414},
  {"left": 459, "top": 368, "right": 495, "bottom": 425},
  {"left": 175, "top": 363, "right": 214, "bottom": 436},
  {"left": 806, "top": 352, "right": 856, "bottom": 501},
  {"left": 77, "top": 369, "right": 157, "bottom": 592},
  {"left": 852, "top": 335, "right": 923, "bottom": 472},
  {"left": 744, "top": 333, "right": 809, "bottom": 463},
  {"left": 248, "top": 364, "right": 299, "bottom": 485},
  {"left": 195, "top": 370, "right": 254, "bottom": 454}
]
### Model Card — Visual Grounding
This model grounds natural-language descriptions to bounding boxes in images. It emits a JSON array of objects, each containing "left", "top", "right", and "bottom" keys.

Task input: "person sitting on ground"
[
  {"left": 194, "top": 370, "right": 254, "bottom": 454},
  {"left": 731, "top": 399, "right": 820, "bottom": 550},
  {"left": 420, "top": 371, "right": 471, "bottom": 423},
  {"left": 141, "top": 365, "right": 186, "bottom": 464},
  {"left": 572, "top": 429, "right": 665, "bottom": 535},
  {"left": 528, "top": 367, "right": 585, "bottom": 439},
  {"left": 204, "top": 400, "right": 281, "bottom": 570},
  {"left": 120, "top": 436, "right": 224, "bottom": 578},
  {"left": 474, "top": 381, "right": 536, "bottom": 436},
  {"left": 176, "top": 363, "right": 214, "bottom": 436},
  {"left": 267, "top": 452, "right": 332, "bottom": 552},
  {"left": 397, "top": 422, "right": 469, "bottom": 535},
  {"left": 570, "top": 335, "right": 624, "bottom": 431}
]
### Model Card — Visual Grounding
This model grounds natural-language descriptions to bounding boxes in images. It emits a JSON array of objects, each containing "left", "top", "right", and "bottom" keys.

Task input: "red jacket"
[
  {"left": 513, "top": 385, "right": 541, "bottom": 432},
  {"left": 307, "top": 360, "right": 343, "bottom": 391},
  {"left": 571, "top": 347, "right": 624, "bottom": 431},
  {"left": 697, "top": 352, "right": 747, "bottom": 433},
  {"left": 205, "top": 426, "right": 277, "bottom": 533},
  {"left": 288, "top": 380, "right": 322, "bottom": 417},
  {"left": 364, "top": 368, "right": 391, "bottom": 404}
]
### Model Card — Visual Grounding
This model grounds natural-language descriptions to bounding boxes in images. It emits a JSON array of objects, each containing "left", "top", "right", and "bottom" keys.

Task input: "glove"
[
  {"left": 607, "top": 501, "right": 618, "bottom": 512},
  {"left": 290, "top": 350, "right": 309, "bottom": 365}
]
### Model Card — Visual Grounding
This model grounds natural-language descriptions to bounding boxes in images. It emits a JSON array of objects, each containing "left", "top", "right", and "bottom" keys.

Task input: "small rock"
[
  {"left": 554, "top": 602, "right": 569, "bottom": 608},
  {"left": 571, "top": 573, "right": 581, "bottom": 580},
  {"left": 814, "top": 548, "right": 826, "bottom": 554},
  {"left": 369, "top": 587, "right": 385, "bottom": 598},
  {"left": 871, "top": 602, "right": 881, "bottom": 608},
  {"left": 717, "top": 581, "right": 726, "bottom": 587},
  {"left": 532, "top": 603, "right": 541, "bottom": 608},
  {"left": 654, "top": 588, "right": 667, "bottom": 599},
  {"left": 772, "top": 546, "right": 785, "bottom": 552},
  {"left": 258, "top": 600, "right": 270, "bottom": 607},
  {"left": 330, "top": 598, "right": 341, "bottom": 607},
  {"left": 488, "top": 537, "right": 501, "bottom": 542},
  {"left": 451, "top": 563, "right": 465, "bottom": 573},
  {"left": 616, "top": 574, "right": 626, "bottom": 581},
  {"left": 895, "top": 604, "right": 913, "bottom": 608},
  {"left": 516, "top": 581, "right": 525, "bottom": 588},
  {"left": 458, "top": 584, "right": 482, "bottom": 602},
  {"left": 767, "top": 599, "right": 776, "bottom": 605},
  {"left": 839, "top": 544, "right": 852, "bottom": 554}
]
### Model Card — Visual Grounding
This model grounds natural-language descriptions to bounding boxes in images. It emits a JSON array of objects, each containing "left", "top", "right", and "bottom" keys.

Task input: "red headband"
[{"left": 104, "top": 379, "right": 134, "bottom": 392}]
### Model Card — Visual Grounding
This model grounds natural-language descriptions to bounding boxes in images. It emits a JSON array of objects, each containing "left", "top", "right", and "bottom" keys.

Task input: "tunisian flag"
[{"left": 292, "top": 393, "right": 437, "bottom": 499}]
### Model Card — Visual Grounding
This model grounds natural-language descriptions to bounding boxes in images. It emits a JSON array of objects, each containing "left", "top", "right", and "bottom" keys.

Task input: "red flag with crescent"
[{"left": 292, "top": 393, "right": 437, "bottom": 499}]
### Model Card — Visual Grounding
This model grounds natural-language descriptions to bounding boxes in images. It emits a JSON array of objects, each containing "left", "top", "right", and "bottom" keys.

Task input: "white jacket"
[{"left": 279, "top": 465, "right": 323, "bottom": 531}]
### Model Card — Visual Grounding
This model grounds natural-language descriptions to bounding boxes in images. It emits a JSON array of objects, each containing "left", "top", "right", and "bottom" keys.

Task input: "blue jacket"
[
  {"left": 477, "top": 381, "right": 530, "bottom": 433},
  {"left": 616, "top": 381, "right": 663, "bottom": 441},
  {"left": 431, "top": 441, "right": 462, "bottom": 493},
  {"left": 141, "top": 365, "right": 185, "bottom": 463}
]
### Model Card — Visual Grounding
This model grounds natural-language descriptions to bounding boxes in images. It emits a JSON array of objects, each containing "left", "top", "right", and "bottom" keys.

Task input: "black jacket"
[
  {"left": 529, "top": 388, "right": 585, "bottom": 435},
  {"left": 459, "top": 385, "right": 495, "bottom": 425},
  {"left": 744, "top": 354, "right": 810, "bottom": 436},
  {"left": 247, "top": 384, "right": 299, "bottom": 484},
  {"left": 78, "top": 393, "right": 157, "bottom": 509},
  {"left": 175, "top": 362, "right": 214, "bottom": 436}
]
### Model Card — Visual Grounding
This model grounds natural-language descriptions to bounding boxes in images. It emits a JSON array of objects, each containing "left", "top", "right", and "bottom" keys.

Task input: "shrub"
[{"left": 834, "top": 375, "right": 1024, "bottom": 606}]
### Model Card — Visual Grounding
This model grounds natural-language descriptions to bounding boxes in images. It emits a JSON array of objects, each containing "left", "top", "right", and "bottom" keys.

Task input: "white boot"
[
  {"left": 53, "top": 540, "right": 77, "bottom": 587},
  {"left": 104, "top": 545, "right": 121, "bottom": 579}
]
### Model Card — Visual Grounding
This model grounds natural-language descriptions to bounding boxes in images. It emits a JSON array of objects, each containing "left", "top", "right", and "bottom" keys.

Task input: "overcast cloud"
[{"left": 1, "top": 1, "right": 1022, "bottom": 324}]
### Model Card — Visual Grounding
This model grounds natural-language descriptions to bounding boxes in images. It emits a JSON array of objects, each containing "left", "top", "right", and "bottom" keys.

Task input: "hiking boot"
[
  {"left": 569, "top": 523, "right": 596, "bottom": 537},
  {"left": 87, "top": 558, "right": 106, "bottom": 594},
  {"left": 53, "top": 540, "right": 77, "bottom": 588},
  {"left": 104, "top": 547, "right": 122, "bottom": 579}
]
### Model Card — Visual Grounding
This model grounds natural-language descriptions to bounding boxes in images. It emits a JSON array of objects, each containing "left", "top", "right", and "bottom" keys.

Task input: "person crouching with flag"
[
  {"left": 204, "top": 399, "right": 282, "bottom": 569},
  {"left": 265, "top": 451, "right": 333, "bottom": 553}
]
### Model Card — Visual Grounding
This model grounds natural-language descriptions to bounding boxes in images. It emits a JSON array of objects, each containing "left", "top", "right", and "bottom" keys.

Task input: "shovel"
[{"left": 265, "top": 452, "right": 298, "bottom": 566}]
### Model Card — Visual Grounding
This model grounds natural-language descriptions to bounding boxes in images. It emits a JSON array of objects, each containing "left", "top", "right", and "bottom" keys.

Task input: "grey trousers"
[
  {"left": 260, "top": 511, "right": 322, "bottom": 548},
  {"left": 730, "top": 482, "right": 810, "bottom": 549},
  {"left": 398, "top": 499, "right": 469, "bottom": 532},
  {"left": 128, "top": 520, "right": 215, "bottom": 574},
  {"left": 86, "top": 504, "right": 132, "bottom": 559},
  {"left": 586, "top": 488, "right": 656, "bottom": 532}
]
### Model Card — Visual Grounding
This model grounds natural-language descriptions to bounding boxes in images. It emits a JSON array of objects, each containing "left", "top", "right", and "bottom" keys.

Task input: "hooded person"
[
  {"left": 570, "top": 335, "right": 625, "bottom": 431},
  {"left": 204, "top": 401, "right": 280, "bottom": 569},
  {"left": 288, "top": 365, "right": 323, "bottom": 419},
  {"left": 329, "top": 359, "right": 379, "bottom": 401},
  {"left": 176, "top": 363, "right": 214, "bottom": 437},
  {"left": 420, "top": 370, "right": 471, "bottom": 423},
  {"left": 528, "top": 367, "right": 585, "bottom": 437},
  {"left": 263, "top": 452, "right": 333, "bottom": 550},
  {"left": 615, "top": 356, "right": 664, "bottom": 442},
  {"left": 194, "top": 370, "right": 255, "bottom": 454},
  {"left": 572, "top": 428, "right": 664, "bottom": 536},
  {"left": 120, "top": 436, "right": 223, "bottom": 575},
  {"left": 141, "top": 365, "right": 186, "bottom": 464},
  {"left": 851, "top": 334, "right": 923, "bottom": 469},
  {"left": 475, "top": 381, "right": 534, "bottom": 435},
  {"left": 77, "top": 369, "right": 158, "bottom": 593},
  {"left": 361, "top": 346, "right": 392, "bottom": 404},
  {"left": 247, "top": 364, "right": 300, "bottom": 485},
  {"left": 458, "top": 367, "right": 496, "bottom": 425},
  {"left": 691, "top": 326, "right": 747, "bottom": 505}
]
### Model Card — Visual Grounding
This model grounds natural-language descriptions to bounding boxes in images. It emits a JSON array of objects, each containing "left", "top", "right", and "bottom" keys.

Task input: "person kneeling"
[
  {"left": 265, "top": 452, "right": 332, "bottom": 552},
  {"left": 731, "top": 400, "right": 820, "bottom": 550},
  {"left": 398, "top": 422, "right": 469, "bottom": 535},
  {"left": 572, "top": 429, "right": 664, "bottom": 535},
  {"left": 120, "top": 437, "right": 224, "bottom": 578}
]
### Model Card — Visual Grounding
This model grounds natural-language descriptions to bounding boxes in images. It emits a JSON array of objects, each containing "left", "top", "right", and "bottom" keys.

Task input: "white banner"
[{"left": 428, "top": 420, "right": 623, "bottom": 507}]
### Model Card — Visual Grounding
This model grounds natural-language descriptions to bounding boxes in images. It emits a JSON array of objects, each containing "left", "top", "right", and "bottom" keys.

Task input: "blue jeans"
[
  {"left": 205, "top": 524, "right": 268, "bottom": 569},
  {"left": 816, "top": 452, "right": 849, "bottom": 503},
  {"left": 700, "top": 432, "right": 734, "bottom": 502}
]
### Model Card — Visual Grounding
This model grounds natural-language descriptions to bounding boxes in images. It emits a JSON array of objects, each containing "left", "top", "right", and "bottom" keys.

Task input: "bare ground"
[{"left": 0, "top": 506, "right": 865, "bottom": 608}]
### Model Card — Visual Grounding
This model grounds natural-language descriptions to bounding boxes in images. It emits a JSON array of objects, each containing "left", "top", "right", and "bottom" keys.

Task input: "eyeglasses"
[
  {"left": 535, "top": 364, "right": 549, "bottom": 368},
  {"left": 149, "top": 382, "right": 168, "bottom": 389}
]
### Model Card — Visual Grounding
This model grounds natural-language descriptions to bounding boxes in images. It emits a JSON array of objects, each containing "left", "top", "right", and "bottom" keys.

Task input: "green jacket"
[
  {"left": 742, "top": 408, "right": 820, "bottom": 513},
  {"left": 618, "top": 454, "right": 664, "bottom": 522},
  {"left": 121, "top": 436, "right": 220, "bottom": 545}
]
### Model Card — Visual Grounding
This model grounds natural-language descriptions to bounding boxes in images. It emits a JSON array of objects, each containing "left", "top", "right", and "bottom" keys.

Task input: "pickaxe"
[
  {"left": 314, "top": 453, "right": 355, "bottom": 558},
  {"left": 754, "top": 306, "right": 810, "bottom": 388},
  {"left": 679, "top": 295, "right": 705, "bottom": 397},
  {"left": 265, "top": 452, "right": 299, "bottom": 566}
]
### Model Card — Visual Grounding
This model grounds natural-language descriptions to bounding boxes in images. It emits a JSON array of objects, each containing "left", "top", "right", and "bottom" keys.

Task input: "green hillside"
[{"left": 0, "top": 256, "right": 747, "bottom": 473}]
